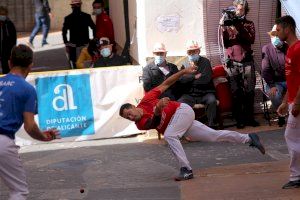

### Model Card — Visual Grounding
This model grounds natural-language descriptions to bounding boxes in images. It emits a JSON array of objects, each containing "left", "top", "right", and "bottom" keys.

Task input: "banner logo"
[
  {"left": 53, "top": 84, "right": 78, "bottom": 111},
  {"left": 36, "top": 75, "right": 95, "bottom": 137}
]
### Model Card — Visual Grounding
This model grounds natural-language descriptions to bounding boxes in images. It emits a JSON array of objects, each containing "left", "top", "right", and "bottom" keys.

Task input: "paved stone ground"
[{"left": 1, "top": 129, "right": 298, "bottom": 200}]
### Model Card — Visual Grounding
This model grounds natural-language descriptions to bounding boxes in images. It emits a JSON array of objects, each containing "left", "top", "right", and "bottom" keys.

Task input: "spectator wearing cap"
[
  {"left": 92, "top": 0, "right": 115, "bottom": 50},
  {"left": 178, "top": 40, "right": 217, "bottom": 127},
  {"left": 62, "top": 0, "right": 96, "bottom": 69},
  {"left": 76, "top": 38, "right": 101, "bottom": 69},
  {"left": 93, "top": 37, "right": 126, "bottom": 67},
  {"left": 142, "top": 42, "right": 181, "bottom": 100},
  {"left": 262, "top": 25, "right": 288, "bottom": 126},
  {"left": 0, "top": 6, "right": 16, "bottom": 74}
]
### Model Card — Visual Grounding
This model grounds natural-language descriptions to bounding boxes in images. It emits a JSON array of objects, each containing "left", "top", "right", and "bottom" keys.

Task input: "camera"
[{"left": 221, "top": 6, "right": 238, "bottom": 26}]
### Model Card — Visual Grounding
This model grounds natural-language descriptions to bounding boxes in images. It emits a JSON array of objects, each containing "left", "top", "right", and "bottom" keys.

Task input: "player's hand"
[
  {"left": 291, "top": 104, "right": 300, "bottom": 117},
  {"left": 277, "top": 102, "right": 288, "bottom": 117},
  {"left": 42, "top": 129, "right": 61, "bottom": 141},
  {"left": 154, "top": 97, "right": 170, "bottom": 115},
  {"left": 268, "top": 87, "right": 277, "bottom": 98}
]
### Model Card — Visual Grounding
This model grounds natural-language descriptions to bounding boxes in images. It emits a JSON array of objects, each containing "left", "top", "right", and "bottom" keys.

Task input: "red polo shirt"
[
  {"left": 136, "top": 88, "right": 180, "bottom": 134},
  {"left": 285, "top": 40, "right": 300, "bottom": 103}
]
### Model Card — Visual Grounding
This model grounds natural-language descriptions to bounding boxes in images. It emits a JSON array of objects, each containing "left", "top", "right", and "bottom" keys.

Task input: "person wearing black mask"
[
  {"left": 62, "top": 0, "right": 96, "bottom": 69},
  {"left": 0, "top": 6, "right": 16, "bottom": 74}
]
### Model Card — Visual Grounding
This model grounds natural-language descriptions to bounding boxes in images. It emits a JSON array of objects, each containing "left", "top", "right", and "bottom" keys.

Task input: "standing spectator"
[
  {"left": 0, "top": 6, "right": 16, "bottom": 74},
  {"left": 0, "top": 44, "right": 60, "bottom": 200},
  {"left": 29, "top": 0, "right": 52, "bottom": 47},
  {"left": 76, "top": 38, "right": 101, "bottom": 69},
  {"left": 178, "top": 40, "right": 217, "bottom": 127},
  {"left": 276, "top": 16, "right": 300, "bottom": 189},
  {"left": 142, "top": 42, "right": 180, "bottom": 100},
  {"left": 220, "top": 0, "right": 259, "bottom": 128},
  {"left": 93, "top": 37, "right": 126, "bottom": 67},
  {"left": 92, "top": 0, "right": 115, "bottom": 48},
  {"left": 262, "top": 24, "right": 288, "bottom": 126},
  {"left": 62, "top": 0, "right": 96, "bottom": 69}
]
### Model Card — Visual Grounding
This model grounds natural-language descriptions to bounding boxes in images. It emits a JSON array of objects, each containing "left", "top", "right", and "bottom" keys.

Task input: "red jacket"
[{"left": 96, "top": 13, "right": 115, "bottom": 44}]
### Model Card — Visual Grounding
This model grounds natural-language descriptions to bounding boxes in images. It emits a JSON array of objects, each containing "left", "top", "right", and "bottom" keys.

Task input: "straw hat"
[
  {"left": 186, "top": 40, "right": 201, "bottom": 51},
  {"left": 268, "top": 24, "right": 277, "bottom": 36},
  {"left": 153, "top": 43, "right": 167, "bottom": 53}
]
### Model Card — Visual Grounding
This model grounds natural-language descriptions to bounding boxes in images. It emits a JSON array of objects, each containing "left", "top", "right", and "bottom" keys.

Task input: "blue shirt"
[{"left": 0, "top": 73, "right": 37, "bottom": 139}]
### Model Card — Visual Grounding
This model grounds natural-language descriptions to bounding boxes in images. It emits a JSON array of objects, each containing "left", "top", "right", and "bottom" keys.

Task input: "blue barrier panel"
[{"left": 36, "top": 74, "right": 95, "bottom": 137}]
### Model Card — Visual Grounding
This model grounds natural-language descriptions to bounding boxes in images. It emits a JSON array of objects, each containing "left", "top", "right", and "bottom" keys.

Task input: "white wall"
[{"left": 142, "top": 0, "right": 206, "bottom": 58}]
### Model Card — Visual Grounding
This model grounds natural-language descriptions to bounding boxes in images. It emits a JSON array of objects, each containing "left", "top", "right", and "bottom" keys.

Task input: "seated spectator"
[
  {"left": 262, "top": 25, "right": 288, "bottom": 126},
  {"left": 76, "top": 38, "right": 101, "bottom": 68},
  {"left": 142, "top": 42, "right": 180, "bottom": 100},
  {"left": 93, "top": 37, "right": 126, "bottom": 67},
  {"left": 178, "top": 40, "right": 217, "bottom": 127}
]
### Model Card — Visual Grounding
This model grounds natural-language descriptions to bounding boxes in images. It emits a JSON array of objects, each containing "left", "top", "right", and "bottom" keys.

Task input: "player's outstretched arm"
[
  {"left": 157, "top": 66, "right": 197, "bottom": 93},
  {"left": 23, "top": 112, "right": 61, "bottom": 141}
]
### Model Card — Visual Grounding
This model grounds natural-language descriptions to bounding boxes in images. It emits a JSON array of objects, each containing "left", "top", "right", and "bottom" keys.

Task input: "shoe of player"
[{"left": 174, "top": 167, "right": 193, "bottom": 181}]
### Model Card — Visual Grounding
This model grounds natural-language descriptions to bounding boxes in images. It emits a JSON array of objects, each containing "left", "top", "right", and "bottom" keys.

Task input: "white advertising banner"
[{"left": 15, "top": 66, "right": 144, "bottom": 146}]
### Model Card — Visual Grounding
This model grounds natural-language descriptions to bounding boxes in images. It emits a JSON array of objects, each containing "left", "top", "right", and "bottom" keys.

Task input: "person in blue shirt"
[{"left": 0, "top": 44, "right": 60, "bottom": 200}]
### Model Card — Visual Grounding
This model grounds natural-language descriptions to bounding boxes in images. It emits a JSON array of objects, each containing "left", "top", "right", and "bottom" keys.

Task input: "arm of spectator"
[
  {"left": 44, "top": 0, "right": 51, "bottom": 14},
  {"left": 88, "top": 15, "right": 96, "bottom": 38},
  {"left": 8, "top": 20, "right": 17, "bottom": 48},
  {"left": 192, "top": 60, "right": 212, "bottom": 85},
  {"left": 236, "top": 21, "right": 255, "bottom": 44},
  {"left": 62, "top": 18, "right": 69, "bottom": 44},
  {"left": 261, "top": 45, "right": 275, "bottom": 88},
  {"left": 142, "top": 67, "right": 153, "bottom": 92}
]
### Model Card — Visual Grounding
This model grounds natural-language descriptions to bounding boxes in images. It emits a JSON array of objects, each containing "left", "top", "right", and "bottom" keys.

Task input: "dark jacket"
[
  {"left": 262, "top": 42, "right": 287, "bottom": 87},
  {"left": 34, "top": 0, "right": 51, "bottom": 16},
  {"left": 0, "top": 18, "right": 16, "bottom": 58},
  {"left": 94, "top": 53, "right": 126, "bottom": 67},
  {"left": 223, "top": 18, "right": 255, "bottom": 62},
  {"left": 180, "top": 56, "right": 215, "bottom": 96},
  {"left": 142, "top": 61, "right": 179, "bottom": 100},
  {"left": 62, "top": 11, "right": 96, "bottom": 46}
]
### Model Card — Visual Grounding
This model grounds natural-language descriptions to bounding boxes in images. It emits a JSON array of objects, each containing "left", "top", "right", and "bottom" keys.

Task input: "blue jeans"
[
  {"left": 29, "top": 13, "right": 50, "bottom": 44},
  {"left": 265, "top": 81, "right": 287, "bottom": 110}
]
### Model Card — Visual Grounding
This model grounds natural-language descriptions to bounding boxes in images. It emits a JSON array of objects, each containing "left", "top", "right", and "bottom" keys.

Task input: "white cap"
[
  {"left": 186, "top": 40, "right": 200, "bottom": 51},
  {"left": 152, "top": 42, "right": 167, "bottom": 53}
]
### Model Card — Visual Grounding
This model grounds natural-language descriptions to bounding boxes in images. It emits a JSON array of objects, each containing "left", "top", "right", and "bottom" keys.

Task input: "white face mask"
[
  {"left": 0, "top": 15, "right": 7, "bottom": 21},
  {"left": 271, "top": 36, "right": 283, "bottom": 48},
  {"left": 93, "top": 8, "right": 102, "bottom": 15}
]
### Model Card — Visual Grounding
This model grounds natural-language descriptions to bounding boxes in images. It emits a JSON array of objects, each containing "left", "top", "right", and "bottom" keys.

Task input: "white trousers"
[
  {"left": 0, "top": 135, "right": 28, "bottom": 200},
  {"left": 163, "top": 103, "right": 250, "bottom": 170},
  {"left": 285, "top": 104, "right": 300, "bottom": 181}
]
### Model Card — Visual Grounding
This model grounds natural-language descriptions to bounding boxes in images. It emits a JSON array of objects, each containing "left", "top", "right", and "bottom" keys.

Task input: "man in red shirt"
[
  {"left": 120, "top": 66, "right": 265, "bottom": 181},
  {"left": 92, "top": 0, "right": 115, "bottom": 47},
  {"left": 276, "top": 15, "right": 300, "bottom": 189}
]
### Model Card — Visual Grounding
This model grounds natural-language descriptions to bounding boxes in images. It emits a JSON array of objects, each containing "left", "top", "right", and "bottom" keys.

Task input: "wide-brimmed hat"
[
  {"left": 186, "top": 40, "right": 201, "bottom": 51},
  {"left": 268, "top": 24, "right": 277, "bottom": 36},
  {"left": 70, "top": 0, "right": 82, "bottom": 5},
  {"left": 152, "top": 42, "right": 167, "bottom": 53}
]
